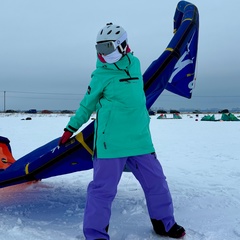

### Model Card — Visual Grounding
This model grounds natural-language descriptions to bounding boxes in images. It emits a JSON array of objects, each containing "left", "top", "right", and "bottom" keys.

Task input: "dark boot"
[{"left": 151, "top": 219, "right": 185, "bottom": 238}]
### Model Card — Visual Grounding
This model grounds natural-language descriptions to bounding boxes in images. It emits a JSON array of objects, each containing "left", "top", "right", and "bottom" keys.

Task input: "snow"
[{"left": 0, "top": 113, "right": 240, "bottom": 240}]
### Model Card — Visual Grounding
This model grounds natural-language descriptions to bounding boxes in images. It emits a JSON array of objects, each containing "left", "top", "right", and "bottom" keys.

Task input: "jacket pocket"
[{"left": 119, "top": 77, "right": 139, "bottom": 82}]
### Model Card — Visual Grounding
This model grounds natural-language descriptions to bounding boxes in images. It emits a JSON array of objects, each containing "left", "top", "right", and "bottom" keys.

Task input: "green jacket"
[{"left": 66, "top": 53, "right": 155, "bottom": 158}]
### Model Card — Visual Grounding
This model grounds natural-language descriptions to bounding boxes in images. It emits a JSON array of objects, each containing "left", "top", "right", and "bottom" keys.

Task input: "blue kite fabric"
[
  {"left": 0, "top": 1, "right": 199, "bottom": 188},
  {"left": 144, "top": 0, "right": 199, "bottom": 109}
]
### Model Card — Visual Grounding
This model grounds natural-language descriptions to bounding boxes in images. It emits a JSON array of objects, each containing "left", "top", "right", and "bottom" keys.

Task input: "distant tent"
[
  {"left": 157, "top": 114, "right": 167, "bottom": 119},
  {"left": 201, "top": 115, "right": 216, "bottom": 121},
  {"left": 157, "top": 113, "right": 182, "bottom": 119},
  {"left": 173, "top": 113, "right": 182, "bottom": 119},
  {"left": 221, "top": 113, "right": 240, "bottom": 121}
]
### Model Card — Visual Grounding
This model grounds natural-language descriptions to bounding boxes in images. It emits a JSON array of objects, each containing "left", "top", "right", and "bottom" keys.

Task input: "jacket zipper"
[
  {"left": 94, "top": 110, "right": 99, "bottom": 157},
  {"left": 125, "top": 69, "right": 131, "bottom": 77}
]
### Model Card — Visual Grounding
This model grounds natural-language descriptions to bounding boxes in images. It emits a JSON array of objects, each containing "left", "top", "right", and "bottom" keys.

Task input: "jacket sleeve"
[{"left": 65, "top": 73, "right": 105, "bottom": 132}]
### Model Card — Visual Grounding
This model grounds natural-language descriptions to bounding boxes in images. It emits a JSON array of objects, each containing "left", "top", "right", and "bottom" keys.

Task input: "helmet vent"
[
  {"left": 107, "top": 30, "right": 112, "bottom": 35},
  {"left": 116, "top": 31, "right": 120, "bottom": 34}
]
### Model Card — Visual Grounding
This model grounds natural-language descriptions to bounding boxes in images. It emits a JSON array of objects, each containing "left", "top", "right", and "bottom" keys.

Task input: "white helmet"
[
  {"left": 96, "top": 23, "right": 128, "bottom": 55},
  {"left": 96, "top": 23, "right": 127, "bottom": 42}
]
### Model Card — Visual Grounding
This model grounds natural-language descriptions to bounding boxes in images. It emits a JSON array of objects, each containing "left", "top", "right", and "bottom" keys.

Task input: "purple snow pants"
[{"left": 83, "top": 153, "right": 175, "bottom": 240}]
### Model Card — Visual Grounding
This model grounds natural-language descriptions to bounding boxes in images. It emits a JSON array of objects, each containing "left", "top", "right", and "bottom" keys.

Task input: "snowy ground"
[{"left": 0, "top": 113, "right": 240, "bottom": 240}]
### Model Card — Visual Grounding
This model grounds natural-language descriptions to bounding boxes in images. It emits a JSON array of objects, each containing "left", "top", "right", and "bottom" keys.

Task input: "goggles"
[{"left": 95, "top": 32, "right": 127, "bottom": 55}]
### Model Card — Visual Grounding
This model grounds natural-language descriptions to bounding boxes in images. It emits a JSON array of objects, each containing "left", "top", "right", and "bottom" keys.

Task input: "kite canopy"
[
  {"left": 144, "top": 0, "right": 199, "bottom": 109},
  {"left": 221, "top": 113, "right": 240, "bottom": 121},
  {"left": 201, "top": 115, "right": 217, "bottom": 121},
  {"left": 0, "top": 137, "right": 16, "bottom": 171}
]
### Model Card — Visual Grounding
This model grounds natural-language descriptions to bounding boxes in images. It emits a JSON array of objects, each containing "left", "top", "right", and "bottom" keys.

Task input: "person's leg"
[
  {"left": 127, "top": 153, "right": 175, "bottom": 231},
  {"left": 127, "top": 153, "right": 185, "bottom": 238},
  {"left": 83, "top": 156, "right": 126, "bottom": 240}
]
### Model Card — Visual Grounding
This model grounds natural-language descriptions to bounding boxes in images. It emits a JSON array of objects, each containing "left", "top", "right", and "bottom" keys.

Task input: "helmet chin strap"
[{"left": 117, "top": 40, "right": 127, "bottom": 55}]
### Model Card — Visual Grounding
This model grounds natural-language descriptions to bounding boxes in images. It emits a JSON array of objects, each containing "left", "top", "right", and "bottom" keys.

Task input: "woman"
[{"left": 59, "top": 23, "right": 185, "bottom": 240}]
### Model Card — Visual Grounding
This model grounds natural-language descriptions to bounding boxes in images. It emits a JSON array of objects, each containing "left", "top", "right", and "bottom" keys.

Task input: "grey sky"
[{"left": 1, "top": 0, "right": 240, "bottom": 111}]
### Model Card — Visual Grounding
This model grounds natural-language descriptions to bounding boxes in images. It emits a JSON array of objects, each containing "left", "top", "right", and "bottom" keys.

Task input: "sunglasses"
[{"left": 95, "top": 32, "right": 127, "bottom": 55}]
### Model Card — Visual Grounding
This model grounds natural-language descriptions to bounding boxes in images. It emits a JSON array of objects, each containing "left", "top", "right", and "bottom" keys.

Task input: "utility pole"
[{"left": 4, "top": 91, "right": 6, "bottom": 112}]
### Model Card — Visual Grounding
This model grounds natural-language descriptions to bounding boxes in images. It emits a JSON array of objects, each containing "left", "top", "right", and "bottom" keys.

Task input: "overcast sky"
[{"left": 1, "top": 0, "right": 240, "bottom": 111}]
